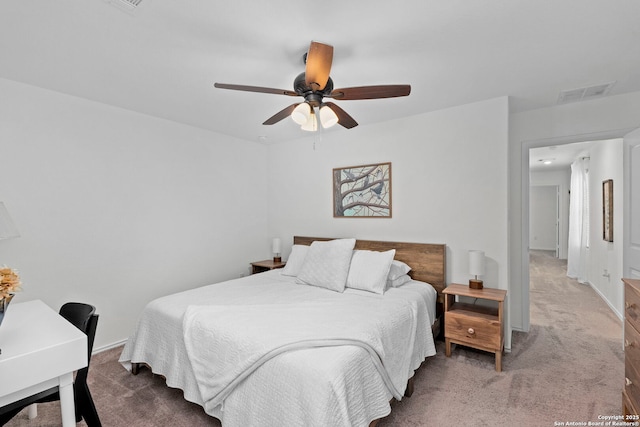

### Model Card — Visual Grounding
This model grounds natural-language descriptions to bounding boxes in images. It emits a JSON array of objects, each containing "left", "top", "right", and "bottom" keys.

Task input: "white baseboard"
[
  {"left": 93, "top": 338, "right": 127, "bottom": 355},
  {"left": 587, "top": 280, "right": 623, "bottom": 321}
]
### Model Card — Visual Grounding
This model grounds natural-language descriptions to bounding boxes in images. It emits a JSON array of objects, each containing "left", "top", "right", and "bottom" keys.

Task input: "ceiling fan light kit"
[
  {"left": 214, "top": 41, "right": 411, "bottom": 132},
  {"left": 300, "top": 110, "right": 318, "bottom": 132},
  {"left": 319, "top": 104, "right": 339, "bottom": 128},
  {"left": 291, "top": 102, "right": 339, "bottom": 130},
  {"left": 291, "top": 103, "right": 310, "bottom": 125}
]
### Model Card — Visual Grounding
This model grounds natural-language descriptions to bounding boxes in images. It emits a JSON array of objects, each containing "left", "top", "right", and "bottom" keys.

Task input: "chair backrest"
[
  {"left": 59, "top": 302, "right": 95, "bottom": 332},
  {"left": 59, "top": 302, "right": 99, "bottom": 369}
]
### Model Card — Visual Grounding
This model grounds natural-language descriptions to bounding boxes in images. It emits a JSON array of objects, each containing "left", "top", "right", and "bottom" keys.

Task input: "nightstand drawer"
[{"left": 445, "top": 308, "right": 501, "bottom": 350}]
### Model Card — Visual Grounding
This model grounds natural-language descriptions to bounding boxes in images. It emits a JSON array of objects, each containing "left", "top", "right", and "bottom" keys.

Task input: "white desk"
[{"left": 0, "top": 300, "right": 87, "bottom": 426}]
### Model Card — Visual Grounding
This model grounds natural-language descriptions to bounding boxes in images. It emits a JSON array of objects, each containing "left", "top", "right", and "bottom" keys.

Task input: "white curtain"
[{"left": 567, "top": 157, "right": 589, "bottom": 283}]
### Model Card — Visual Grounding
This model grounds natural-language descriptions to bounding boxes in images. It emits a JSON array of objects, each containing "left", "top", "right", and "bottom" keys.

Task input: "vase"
[{"left": 0, "top": 293, "right": 15, "bottom": 328}]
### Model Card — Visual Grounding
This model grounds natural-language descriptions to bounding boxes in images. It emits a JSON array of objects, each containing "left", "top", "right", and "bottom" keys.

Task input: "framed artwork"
[
  {"left": 333, "top": 162, "right": 391, "bottom": 218},
  {"left": 603, "top": 179, "right": 613, "bottom": 242}
]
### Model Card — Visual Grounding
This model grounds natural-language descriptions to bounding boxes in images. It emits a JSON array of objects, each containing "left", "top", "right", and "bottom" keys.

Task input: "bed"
[{"left": 119, "top": 236, "right": 446, "bottom": 427}]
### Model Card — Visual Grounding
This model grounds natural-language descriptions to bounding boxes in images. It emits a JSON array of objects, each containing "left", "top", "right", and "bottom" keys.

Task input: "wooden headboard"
[{"left": 293, "top": 236, "right": 446, "bottom": 299}]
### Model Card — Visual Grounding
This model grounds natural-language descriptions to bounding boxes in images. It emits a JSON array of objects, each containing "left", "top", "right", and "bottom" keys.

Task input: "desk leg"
[
  {"left": 58, "top": 372, "right": 76, "bottom": 427},
  {"left": 27, "top": 403, "right": 38, "bottom": 419}
]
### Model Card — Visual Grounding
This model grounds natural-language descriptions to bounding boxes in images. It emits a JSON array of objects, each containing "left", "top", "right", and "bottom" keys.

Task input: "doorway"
[
  {"left": 521, "top": 132, "right": 628, "bottom": 332},
  {"left": 530, "top": 185, "right": 559, "bottom": 257}
]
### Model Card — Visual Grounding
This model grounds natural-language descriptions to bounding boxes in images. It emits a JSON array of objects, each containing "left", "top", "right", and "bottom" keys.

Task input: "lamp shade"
[
  {"left": 272, "top": 238, "right": 282, "bottom": 255},
  {"left": 469, "top": 250, "right": 485, "bottom": 276},
  {"left": 291, "top": 103, "right": 311, "bottom": 125},
  {"left": 319, "top": 104, "right": 338, "bottom": 128},
  {"left": 0, "top": 202, "right": 20, "bottom": 239}
]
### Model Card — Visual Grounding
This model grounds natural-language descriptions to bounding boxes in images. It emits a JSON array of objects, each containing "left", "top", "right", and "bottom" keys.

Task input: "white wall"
[
  {"left": 529, "top": 185, "right": 558, "bottom": 251},
  {"left": 587, "top": 139, "right": 624, "bottom": 318},
  {"left": 0, "top": 81, "right": 512, "bottom": 351},
  {"left": 530, "top": 168, "right": 571, "bottom": 258},
  {"left": 509, "top": 90, "right": 640, "bottom": 332},
  {"left": 0, "top": 78, "right": 269, "bottom": 350},
  {"left": 268, "top": 97, "right": 511, "bottom": 348}
]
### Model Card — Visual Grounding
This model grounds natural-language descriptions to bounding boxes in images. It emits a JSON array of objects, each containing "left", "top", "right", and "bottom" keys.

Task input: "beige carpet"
[{"left": 6, "top": 250, "right": 624, "bottom": 426}]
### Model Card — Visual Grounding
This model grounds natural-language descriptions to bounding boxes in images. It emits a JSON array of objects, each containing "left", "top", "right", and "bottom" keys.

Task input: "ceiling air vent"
[
  {"left": 105, "top": 0, "right": 143, "bottom": 13},
  {"left": 557, "top": 81, "right": 615, "bottom": 105}
]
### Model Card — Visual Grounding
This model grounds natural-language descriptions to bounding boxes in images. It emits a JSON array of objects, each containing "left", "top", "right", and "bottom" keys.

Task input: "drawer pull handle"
[
  {"left": 627, "top": 302, "right": 635, "bottom": 310},
  {"left": 626, "top": 339, "right": 634, "bottom": 348},
  {"left": 467, "top": 328, "right": 475, "bottom": 335},
  {"left": 626, "top": 378, "right": 633, "bottom": 387}
]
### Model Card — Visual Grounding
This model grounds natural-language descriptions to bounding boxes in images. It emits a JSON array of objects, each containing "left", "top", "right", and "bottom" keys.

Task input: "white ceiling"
[
  {"left": 1, "top": 0, "right": 639, "bottom": 144},
  {"left": 529, "top": 141, "right": 595, "bottom": 172}
]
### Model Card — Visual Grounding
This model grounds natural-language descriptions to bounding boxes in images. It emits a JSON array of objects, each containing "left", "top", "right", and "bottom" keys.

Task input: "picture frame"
[
  {"left": 603, "top": 179, "right": 613, "bottom": 242},
  {"left": 333, "top": 162, "right": 391, "bottom": 218}
]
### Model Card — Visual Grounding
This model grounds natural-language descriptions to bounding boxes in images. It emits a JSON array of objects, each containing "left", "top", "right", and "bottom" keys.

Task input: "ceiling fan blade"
[
  {"left": 215, "top": 83, "right": 298, "bottom": 97},
  {"left": 263, "top": 103, "right": 301, "bottom": 125},
  {"left": 329, "top": 84, "right": 411, "bottom": 100},
  {"left": 324, "top": 102, "right": 358, "bottom": 129},
  {"left": 305, "top": 41, "right": 333, "bottom": 91}
]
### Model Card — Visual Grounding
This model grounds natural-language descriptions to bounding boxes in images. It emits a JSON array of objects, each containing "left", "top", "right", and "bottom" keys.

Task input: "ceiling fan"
[{"left": 214, "top": 41, "right": 411, "bottom": 131}]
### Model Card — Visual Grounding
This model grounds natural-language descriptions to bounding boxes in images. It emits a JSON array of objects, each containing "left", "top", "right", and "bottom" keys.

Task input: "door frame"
[
  {"left": 520, "top": 128, "right": 635, "bottom": 332},
  {"left": 624, "top": 128, "right": 640, "bottom": 279}
]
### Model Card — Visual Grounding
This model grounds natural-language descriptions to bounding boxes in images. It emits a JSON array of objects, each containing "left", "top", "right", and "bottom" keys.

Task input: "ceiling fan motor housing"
[{"left": 294, "top": 72, "right": 334, "bottom": 107}]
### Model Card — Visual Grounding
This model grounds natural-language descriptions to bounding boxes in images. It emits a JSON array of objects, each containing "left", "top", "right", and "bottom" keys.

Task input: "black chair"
[{"left": 0, "top": 302, "right": 102, "bottom": 427}]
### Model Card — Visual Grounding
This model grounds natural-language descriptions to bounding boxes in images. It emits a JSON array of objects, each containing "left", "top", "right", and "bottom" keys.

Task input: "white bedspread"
[
  {"left": 184, "top": 300, "right": 416, "bottom": 414},
  {"left": 120, "top": 270, "right": 437, "bottom": 427}
]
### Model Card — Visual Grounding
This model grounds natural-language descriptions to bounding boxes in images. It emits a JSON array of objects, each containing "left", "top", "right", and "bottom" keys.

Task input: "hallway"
[{"left": 529, "top": 250, "right": 621, "bottom": 337}]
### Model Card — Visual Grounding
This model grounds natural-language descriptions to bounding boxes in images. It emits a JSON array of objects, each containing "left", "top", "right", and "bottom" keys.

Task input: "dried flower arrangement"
[{"left": 0, "top": 267, "right": 21, "bottom": 300}]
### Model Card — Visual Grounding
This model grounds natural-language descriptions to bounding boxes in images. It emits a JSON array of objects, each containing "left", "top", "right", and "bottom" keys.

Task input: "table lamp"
[
  {"left": 272, "top": 238, "right": 282, "bottom": 263},
  {"left": 469, "top": 250, "right": 485, "bottom": 290}
]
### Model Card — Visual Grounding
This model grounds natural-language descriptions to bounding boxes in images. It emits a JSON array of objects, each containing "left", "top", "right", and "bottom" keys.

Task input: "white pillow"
[
  {"left": 387, "top": 274, "right": 412, "bottom": 288},
  {"left": 296, "top": 238, "right": 356, "bottom": 292},
  {"left": 388, "top": 260, "right": 411, "bottom": 280},
  {"left": 346, "top": 249, "right": 396, "bottom": 294},
  {"left": 281, "top": 245, "right": 309, "bottom": 277}
]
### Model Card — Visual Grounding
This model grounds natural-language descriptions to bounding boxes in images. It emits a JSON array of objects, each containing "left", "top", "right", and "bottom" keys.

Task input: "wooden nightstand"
[
  {"left": 443, "top": 283, "right": 507, "bottom": 372},
  {"left": 250, "top": 259, "right": 286, "bottom": 275}
]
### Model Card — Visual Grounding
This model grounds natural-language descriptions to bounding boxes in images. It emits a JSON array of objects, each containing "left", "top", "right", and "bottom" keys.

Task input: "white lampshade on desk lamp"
[{"left": 469, "top": 250, "right": 485, "bottom": 290}]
